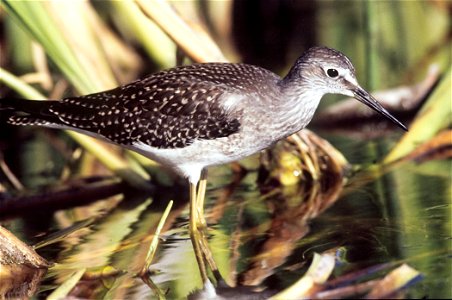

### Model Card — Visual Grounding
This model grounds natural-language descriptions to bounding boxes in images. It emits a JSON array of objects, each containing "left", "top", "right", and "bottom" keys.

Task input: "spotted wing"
[{"left": 44, "top": 73, "right": 241, "bottom": 149}]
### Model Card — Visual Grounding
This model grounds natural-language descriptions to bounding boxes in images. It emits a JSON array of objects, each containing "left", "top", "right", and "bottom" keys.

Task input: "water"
[{"left": 1, "top": 134, "right": 450, "bottom": 299}]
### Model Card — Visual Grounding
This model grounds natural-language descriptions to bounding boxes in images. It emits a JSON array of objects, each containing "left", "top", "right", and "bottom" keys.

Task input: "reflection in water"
[
  {"left": 0, "top": 266, "right": 47, "bottom": 299},
  {"left": 1, "top": 136, "right": 450, "bottom": 299},
  {"left": 238, "top": 180, "right": 343, "bottom": 286},
  {"left": 239, "top": 131, "right": 348, "bottom": 286}
]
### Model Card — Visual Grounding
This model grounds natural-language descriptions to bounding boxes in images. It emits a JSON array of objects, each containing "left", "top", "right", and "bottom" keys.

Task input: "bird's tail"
[{"left": 0, "top": 98, "right": 61, "bottom": 126}]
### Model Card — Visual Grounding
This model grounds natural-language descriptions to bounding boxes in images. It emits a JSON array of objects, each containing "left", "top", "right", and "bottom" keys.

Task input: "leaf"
[
  {"left": 402, "top": 129, "right": 452, "bottom": 162},
  {"left": 365, "top": 264, "right": 422, "bottom": 299},
  {"left": 46, "top": 268, "right": 86, "bottom": 300},
  {"left": 384, "top": 68, "right": 451, "bottom": 163},
  {"left": 270, "top": 253, "right": 335, "bottom": 300},
  {"left": 136, "top": 0, "right": 227, "bottom": 63}
]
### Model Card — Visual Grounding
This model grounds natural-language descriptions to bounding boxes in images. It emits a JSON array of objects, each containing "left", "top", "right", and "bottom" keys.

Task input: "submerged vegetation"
[{"left": 0, "top": 1, "right": 450, "bottom": 299}]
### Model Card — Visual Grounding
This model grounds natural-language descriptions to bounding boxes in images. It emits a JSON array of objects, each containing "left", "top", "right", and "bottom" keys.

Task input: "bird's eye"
[{"left": 326, "top": 68, "right": 339, "bottom": 78}]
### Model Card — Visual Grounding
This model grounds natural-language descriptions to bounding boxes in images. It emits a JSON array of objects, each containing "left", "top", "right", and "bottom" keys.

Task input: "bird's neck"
[{"left": 272, "top": 78, "right": 324, "bottom": 136}]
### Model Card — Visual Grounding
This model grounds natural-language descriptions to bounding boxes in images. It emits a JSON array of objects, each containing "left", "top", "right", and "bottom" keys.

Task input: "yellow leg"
[
  {"left": 189, "top": 181, "right": 209, "bottom": 283},
  {"left": 195, "top": 170, "right": 221, "bottom": 279},
  {"left": 196, "top": 169, "right": 208, "bottom": 228}
]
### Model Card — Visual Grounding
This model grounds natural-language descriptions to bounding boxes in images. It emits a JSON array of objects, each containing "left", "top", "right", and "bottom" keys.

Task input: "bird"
[{"left": 0, "top": 46, "right": 407, "bottom": 290}]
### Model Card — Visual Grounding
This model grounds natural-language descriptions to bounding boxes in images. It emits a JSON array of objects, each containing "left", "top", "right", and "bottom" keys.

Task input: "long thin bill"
[{"left": 354, "top": 87, "right": 408, "bottom": 131}]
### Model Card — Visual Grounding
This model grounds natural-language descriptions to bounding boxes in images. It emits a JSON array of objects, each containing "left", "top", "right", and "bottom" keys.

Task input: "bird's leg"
[
  {"left": 196, "top": 169, "right": 208, "bottom": 228},
  {"left": 189, "top": 180, "right": 209, "bottom": 284},
  {"left": 195, "top": 170, "right": 222, "bottom": 281}
]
